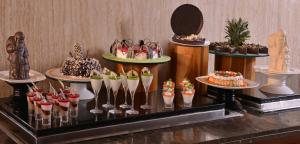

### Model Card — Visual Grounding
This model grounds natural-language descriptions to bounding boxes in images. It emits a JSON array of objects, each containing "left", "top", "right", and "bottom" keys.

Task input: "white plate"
[
  {"left": 195, "top": 76, "right": 259, "bottom": 90},
  {"left": 45, "top": 68, "right": 90, "bottom": 83},
  {"left": 0, "top": 70, "right": 46, "bottom": 84}
]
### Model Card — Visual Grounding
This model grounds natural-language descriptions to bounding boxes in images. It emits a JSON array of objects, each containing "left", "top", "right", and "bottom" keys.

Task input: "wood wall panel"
[{"left": 0, "top": 0, "right": 299, "bottom": 97}]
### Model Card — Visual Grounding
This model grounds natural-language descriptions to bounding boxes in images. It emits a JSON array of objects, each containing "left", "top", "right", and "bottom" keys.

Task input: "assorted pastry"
[
  {"left": 110, "top": 39, "right": 162, "bottom": 59},
  {"left": 207, "top": 71, "right": 247, "bottom": 87},
  {"left": 209, "top": 18, "right": 268, "bottom": 54}
]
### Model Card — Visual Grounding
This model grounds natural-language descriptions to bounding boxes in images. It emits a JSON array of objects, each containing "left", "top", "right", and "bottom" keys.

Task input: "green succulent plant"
[{"left": 225, "top": 18, "right": 250, "bottom": 47}]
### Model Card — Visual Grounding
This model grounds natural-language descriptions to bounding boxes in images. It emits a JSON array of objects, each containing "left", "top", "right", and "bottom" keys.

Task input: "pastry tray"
[{"left": 0, "top": 89, "right": 225, "bottom": 144}]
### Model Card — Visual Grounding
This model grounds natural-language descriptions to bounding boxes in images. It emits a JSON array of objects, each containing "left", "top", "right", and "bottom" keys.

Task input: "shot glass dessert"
[
  {"left": 33, "top": 96, "right": 42, "bottom": 120},
  {"left": 180, "top": 79, "right": 195, "bottom": 108},
  {"left": 162, "top": 79, "right": 175, "bottom": 109},
  {"left": 58, "top": 97, "right": 70, "bottom": 123},
  {"left": 52, "top": 94, "right": 60, "bottom": 119},
  {"left": 27, "top": 92, "right": 36, "bottom": 116},
  {"left": 41, "top": 100, "right": 53, "bottom": 126},
  {"left": 68, "top": 93, "right": 80, "bottom": 117}
]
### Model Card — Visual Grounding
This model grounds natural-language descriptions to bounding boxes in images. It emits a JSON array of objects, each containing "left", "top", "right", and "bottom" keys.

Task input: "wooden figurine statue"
[{"left": 6, "top": 32, "right": 30, "bottom": 80}]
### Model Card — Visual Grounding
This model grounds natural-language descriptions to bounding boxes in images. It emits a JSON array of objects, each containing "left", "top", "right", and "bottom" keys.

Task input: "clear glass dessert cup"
[
  {"left": 90, "top": 78, "right": 103, "bottom": 114},
  {"left": 68, "top": 94, "right": 80, "bottom": 117},
  {"left": 52, "top": 95, "right": 60, "bottom": 119},
  {"left": 27, "top": 92, "right": 36, "bottom": 116},
  {"left": 108, "top": 78, "right": 122, "bottom": 114},
  {"left": 163, "top": 92, "right": 175, "bottom": 109},
  {"left": 58, "top": 99, "right": 70, "bottom": 123},
  {"left": 126, "top": 78, "right": 140, "bottom": 115},
  {"left": 120, "top": 75, "right": 131, "bottom": 109},
  {"left": 140, "top": 75, "right": 153, "bottom": 109},
  {"left": 33, "top": 97, "right": 42, "bottom": 120},
  {"left": 41, "top": 102, "right": 53, "bottom": 126},
  {"left": 182, "top": 90, "right": 195, "bottom": 108},
  {"left": 102, "top": 74, "right": 113, "bottom": 109}
]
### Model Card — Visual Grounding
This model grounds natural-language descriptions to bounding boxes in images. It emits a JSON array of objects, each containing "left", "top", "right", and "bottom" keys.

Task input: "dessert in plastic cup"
[
  {"left": 68, "top": 93, "right": 80, "bottom": 117},
  {"left": 33, "top": 97, "right": 42, "bottom": 120},
  {"left": 27, "top": 92, "right": 36, "bottom": 116},
  {"left": 58, "top": 97, "right": 70, "bottom": 123},
  {"left": 163, "top": 90, "right": 175, "bottom": 108},
  {"left": 41, "top": 101, "right": 53, "bottom": 126},
  {"left": 162, "top": 79, "right": 175, "bottom": 109},
  {"left": 126, "top": 70, "right": 140, "bottom": 115},
  {"left": 51, "top": 94, "right": 60, "bottom": 118},
  {"left": 109, "top": 74, "right": 122, "bottom": 114},
  {"left": 180, "top": 79, "right": 195, "bottom": 108}
]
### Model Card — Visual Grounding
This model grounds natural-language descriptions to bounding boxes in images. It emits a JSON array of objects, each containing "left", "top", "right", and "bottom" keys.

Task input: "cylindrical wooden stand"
[
  {"left": 170, "top": 43, "right": 209, "bottom": 95},
  {"left": 214, "top": 56, "right": 256, "bottom": 80}
]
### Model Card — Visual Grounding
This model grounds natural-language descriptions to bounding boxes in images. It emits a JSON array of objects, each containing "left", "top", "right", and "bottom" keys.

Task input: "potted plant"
[{"left": 225, "top": 18, "right": 250, "bottom": 54}]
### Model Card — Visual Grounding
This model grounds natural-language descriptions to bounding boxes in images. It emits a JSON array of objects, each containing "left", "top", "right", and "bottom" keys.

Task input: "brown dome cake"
[{"left": 61, "top": 43, "right": 101, "bottom": 77}]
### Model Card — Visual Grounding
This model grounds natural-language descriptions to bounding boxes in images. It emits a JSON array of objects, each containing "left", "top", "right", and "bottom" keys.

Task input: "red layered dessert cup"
[
  {"left": 33, "top": 97, "right": 42, "bottom": 120},
  {"left": 68, "top": 94, "right": 80, "bottom": 118},
  {"left": 58, "top": 98, "right": 70, "bottom": 123},
  {"left": 26, "top": 92, "right": 36, "bottom": 116},
  {"left": 41, "top": 101, "right": 53, "bottom": 126}
]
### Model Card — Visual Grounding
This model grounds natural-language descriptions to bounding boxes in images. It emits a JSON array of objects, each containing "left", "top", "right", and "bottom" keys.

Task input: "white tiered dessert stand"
[
  {"left": 45, "top": 68, "right": 93, "bottom": 100},
  {"left": 255, "top": 66, "right": 300, "bottom": 95}
]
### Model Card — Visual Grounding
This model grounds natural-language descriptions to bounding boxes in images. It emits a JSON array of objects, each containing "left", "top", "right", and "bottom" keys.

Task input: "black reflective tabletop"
[{"left": 0, "top": 87, "right": 224, "bottom": 137}]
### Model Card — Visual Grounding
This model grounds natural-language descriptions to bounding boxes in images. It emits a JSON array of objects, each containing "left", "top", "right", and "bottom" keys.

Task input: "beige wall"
[{"left": 0, "top": 0, "right": 299, "bottom": 97}]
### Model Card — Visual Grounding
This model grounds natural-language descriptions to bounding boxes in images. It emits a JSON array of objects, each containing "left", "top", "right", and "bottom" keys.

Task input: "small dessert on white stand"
[{"left": 46, "top": 43, "right": 101, "bottom": 100}]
